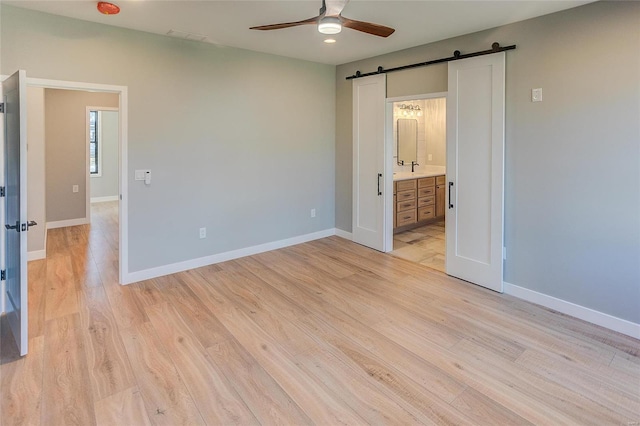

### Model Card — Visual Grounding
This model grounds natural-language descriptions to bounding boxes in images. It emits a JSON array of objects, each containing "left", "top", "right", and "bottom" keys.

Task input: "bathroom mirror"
[{"left": 397, "top": 118, "right": 418, "bottom": 165}]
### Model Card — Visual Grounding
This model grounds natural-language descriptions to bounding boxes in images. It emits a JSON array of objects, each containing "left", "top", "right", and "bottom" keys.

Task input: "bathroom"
[{"left": 390, "top": 96, "right": 447, "bottom": 272}]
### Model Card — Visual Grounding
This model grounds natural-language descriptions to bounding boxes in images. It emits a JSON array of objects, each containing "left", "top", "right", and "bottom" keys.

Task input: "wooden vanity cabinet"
[
  {"left": 435, "top": 175, "right": 446, "bottom": 218},
  {"left": 396, "top": 179, "right": 417, "bottom": 227},
  {"left": 394, "top": 174, "right": 445, "bottom": 232}
]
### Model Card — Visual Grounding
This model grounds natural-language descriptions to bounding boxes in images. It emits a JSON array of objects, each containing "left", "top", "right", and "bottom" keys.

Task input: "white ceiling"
[{"left": 6, "top": 0, "right": 593, "bottom": 65}]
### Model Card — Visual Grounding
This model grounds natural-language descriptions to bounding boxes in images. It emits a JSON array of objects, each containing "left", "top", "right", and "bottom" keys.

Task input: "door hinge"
[
  {"left": 0, "top": 186, "right": 5, "bottom": 197},
  {"left": 1, "top": 270, "right": 5, "bottom": 281},
  {"left": 0, "top": 103, "right": 4, "bottom": 113}
]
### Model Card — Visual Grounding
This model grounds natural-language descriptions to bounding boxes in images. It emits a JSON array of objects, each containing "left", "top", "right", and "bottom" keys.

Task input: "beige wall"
[
  {"left": 45, "top": 89, "right": 118, "bottom": 223},
  {"left": 27, "top": 86, "right": 46, "bottom": 256},
  {"left": 336, "top": 1, "right": 640, "bottom": 323}
]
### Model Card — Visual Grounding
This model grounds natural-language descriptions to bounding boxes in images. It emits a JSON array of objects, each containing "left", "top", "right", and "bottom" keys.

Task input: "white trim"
[
  {"left": 335, "top": 229, "right": 353, "bottom": 240},
  {"left": 91, "top": 195, "right": 119, "bottom": 203},
  {"left": 386, "top": 92, "right": 449, "bottom": 103},
  {"left": 28, "top": 250, "right": 46, "bottom": 261},
  {"left": 26, "top": 77, "right": 128, "bottom": 285},
  {"left": 504, "top": 282, "right": 640, "bottom": 339},
  {"left": 123, "top": 228, "right": 337, "bottom": 285},
  {"left": 46, "top": 218, "right": 89, "bottom": 229}
]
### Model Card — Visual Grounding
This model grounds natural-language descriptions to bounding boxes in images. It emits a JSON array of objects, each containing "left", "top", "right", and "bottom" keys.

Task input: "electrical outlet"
[
  {"left": 311, "top": 209, "right": 316, "bottom": 218},
  {"left": 72, "top": 185, "right": 79, "bottom": 193},
  {"left": 199, "top": 227, "right": 206, "bottom": 239},
  {"left": 428, "top": 154, "right": 433, "bottom": 161},
  {"left": 532, "top": 88, "right": 542, "bottom": 102}
]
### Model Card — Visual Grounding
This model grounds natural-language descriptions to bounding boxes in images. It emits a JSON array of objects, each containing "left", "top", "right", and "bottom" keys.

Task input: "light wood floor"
[{"left": 1, "top": 201, "right": 639, "bottom": 425}]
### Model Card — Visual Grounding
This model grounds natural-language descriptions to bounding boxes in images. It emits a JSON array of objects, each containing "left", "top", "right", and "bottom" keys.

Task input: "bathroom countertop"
[{"left": 393, "top": 168, "right": 446, "bottom": 181}]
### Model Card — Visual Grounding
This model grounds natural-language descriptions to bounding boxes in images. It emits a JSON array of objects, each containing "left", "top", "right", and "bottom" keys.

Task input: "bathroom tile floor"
[{"left": 391, "top": 220, "right": 446, "bottom": 272}]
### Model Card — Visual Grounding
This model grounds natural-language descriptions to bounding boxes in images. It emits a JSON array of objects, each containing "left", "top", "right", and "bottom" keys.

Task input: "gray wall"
[
  {"left": 44, "top": 89, "right": 118, "bottom": 222},
  {"left": 90, "top": 110, "right": 119, "bottom": 200},
  {"left": 27, "top": 86, "right": 46, "bottom": 254},
  {"left": 336, "top": 1, "right": 640, "bottom": 323},
  {"left": 1, "top": 5, "right": 336, "bottom": 272}
]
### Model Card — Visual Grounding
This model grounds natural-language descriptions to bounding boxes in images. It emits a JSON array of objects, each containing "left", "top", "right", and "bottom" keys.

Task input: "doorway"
[
  {"left": 26, "top": 77, "right": 129, "bottom": 285},
  {"left": 385, "top": 93, "right": 447, "bottom": 272}
]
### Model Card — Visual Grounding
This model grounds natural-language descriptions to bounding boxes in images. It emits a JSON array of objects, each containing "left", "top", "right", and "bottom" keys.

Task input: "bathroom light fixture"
[
  {"left": 324, "top": 38, "right": 337, "bottom": 44},
  {"left": 398, "top": 104, "right": 423, "bottom": 117},
  {"left": 318, "top": 17, "right": 342, "bottom": 35}
]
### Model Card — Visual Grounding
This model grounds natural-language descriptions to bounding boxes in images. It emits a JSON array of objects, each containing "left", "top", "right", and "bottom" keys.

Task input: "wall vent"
[{"left": 166, "top": 29, "right": 208, "bottom": 42}]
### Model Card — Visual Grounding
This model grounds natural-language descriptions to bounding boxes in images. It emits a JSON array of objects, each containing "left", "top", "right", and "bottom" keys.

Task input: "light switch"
[
  {"left": 135, "top": 170, "right": 150, "bottom": 181},
  {"left": 428, "top": 154, "right": 433, "bottom": 161},
  {"left": 72, "top": 185, "right": 79, "bottom": 193},
  {"left": 532, "top": 88, "right": 542, "bottom": 102}
]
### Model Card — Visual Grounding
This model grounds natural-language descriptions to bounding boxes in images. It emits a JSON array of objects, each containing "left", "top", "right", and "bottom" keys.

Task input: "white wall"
[
  {"left": 90, "top": 110, "right": 119, "bottom": 200},
  {"left": 26, "top": 86, "right": 46, "bottom": 258},
  {"left": 1, "top": 5, "right": 336, "bottom": 274}
]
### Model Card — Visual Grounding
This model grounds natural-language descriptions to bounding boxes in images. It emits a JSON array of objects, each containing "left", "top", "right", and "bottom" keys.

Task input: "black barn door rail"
[{"left": 346, "top": 42, "right": 516, "bottom": 80}]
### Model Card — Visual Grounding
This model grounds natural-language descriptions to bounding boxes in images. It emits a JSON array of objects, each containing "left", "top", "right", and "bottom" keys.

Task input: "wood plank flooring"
[{"left": 1, "top": 201, "right": 639, "bottom": 425}]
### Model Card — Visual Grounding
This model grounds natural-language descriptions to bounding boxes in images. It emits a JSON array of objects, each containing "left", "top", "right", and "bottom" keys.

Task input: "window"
[{"left": 89, "top": 110, "right": 100, "bottom": 175}]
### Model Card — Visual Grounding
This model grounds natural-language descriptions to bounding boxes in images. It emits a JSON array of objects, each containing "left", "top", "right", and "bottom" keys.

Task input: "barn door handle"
[
  {"left": 377, "top": 173, "right": 382, "bottom": 196},
  {"left": 5, "top": 221, "right": 19, "bottom": 232},
  {"left": 448, "top": 182, "right": 454, "bottom": 209}
]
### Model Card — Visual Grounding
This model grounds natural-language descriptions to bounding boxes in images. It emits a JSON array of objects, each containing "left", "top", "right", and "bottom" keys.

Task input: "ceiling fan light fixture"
[{"left": 318, "top": 17, "right": 342, "bottom": 35}]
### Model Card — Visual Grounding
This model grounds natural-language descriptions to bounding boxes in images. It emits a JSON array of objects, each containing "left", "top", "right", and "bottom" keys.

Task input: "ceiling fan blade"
[
  {"left": 250, "top": 16, "right": 319, "bottom": 31},
  {"left": 341, "top": 17, "right": 395, "bottom": 38}
]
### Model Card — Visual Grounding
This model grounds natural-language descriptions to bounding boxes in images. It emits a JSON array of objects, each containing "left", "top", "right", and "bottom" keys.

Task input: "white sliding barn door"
[
  {"left": 352, "top": 74, "right": 387, "bottom": 251},
  {"left": 446, "top": 53, "right": 505, "bottom": 292}
]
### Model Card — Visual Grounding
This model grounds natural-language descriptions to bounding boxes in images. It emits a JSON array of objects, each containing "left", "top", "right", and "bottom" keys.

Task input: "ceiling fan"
[{"left": 250, "top": 0, "right": 395, "bottom": 38}]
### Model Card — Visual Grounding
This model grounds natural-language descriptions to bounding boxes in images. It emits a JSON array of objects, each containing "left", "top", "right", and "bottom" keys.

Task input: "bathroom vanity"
[{"left": 393, "top": 172, "right": 446, "bottom": 232}]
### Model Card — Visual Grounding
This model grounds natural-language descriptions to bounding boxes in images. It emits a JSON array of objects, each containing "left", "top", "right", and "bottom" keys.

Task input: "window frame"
[{"left": 89, "top": 110, "right": 102, "bottom": 177}]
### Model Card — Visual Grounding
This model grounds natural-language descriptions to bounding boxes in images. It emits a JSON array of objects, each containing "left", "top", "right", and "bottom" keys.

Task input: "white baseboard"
[
  {"left": 504, "top": 282, "right": 640, "bottom": 339},
  {"left": 335, "top": 229, "right": 353, "bottom": 240},
  {"left": 123, "top": 228, "right": 338, "bottom": 285},
  {"left": 91, "top": 195, "right": 118, "bottom": 203},
  {"left": 46, "top": 218, "right": 89, "bottom": 229},
  {"left": 28, "top": 250, "right": 46, "bottom": 261}
]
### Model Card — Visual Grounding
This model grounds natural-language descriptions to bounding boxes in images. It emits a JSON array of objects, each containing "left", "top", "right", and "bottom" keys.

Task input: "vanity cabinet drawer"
[
  {"left": 418, "top": 206, "right": 435, "bottom": 221},
  {"left": 397, "top": 210, "right": 417, "bottom": 227},
  {"left": 436, "top": 175, "right": 446, "bottom": 185},
  {"left": 418, "top": 187, "right": 435, "bottom": 197},
  {"left": 418, "top": 177, "right": 435, "bottom": 188},
  {"left": 397, "top": 189, "right": 416, "bottom": 201},
  {"left": 396, "top": 179, "right": 417, "bottom": 192},
  {"left": 397, "top": 199, "right": 416, "bottom": 212},
  {"left": 417, "top": 196, "right": 435, "bottom": 208}
]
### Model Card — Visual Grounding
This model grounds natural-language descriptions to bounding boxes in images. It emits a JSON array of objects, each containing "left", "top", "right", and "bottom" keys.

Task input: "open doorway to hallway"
[{"left": 26, "top": 85, "right": 122, "bottom": 271}]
